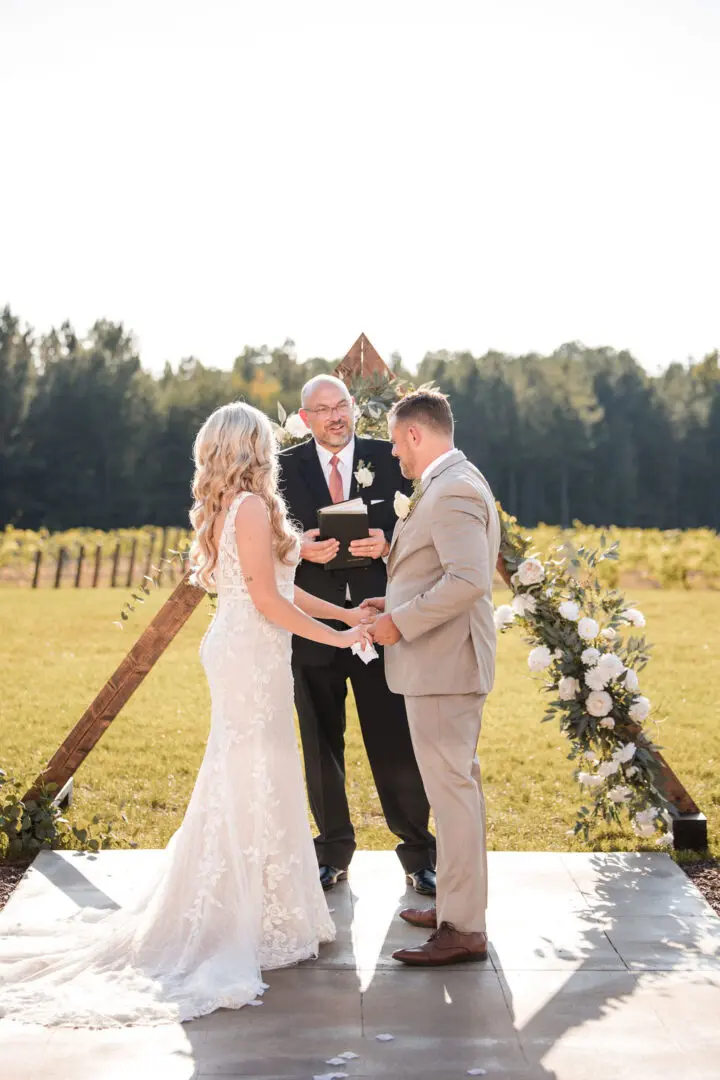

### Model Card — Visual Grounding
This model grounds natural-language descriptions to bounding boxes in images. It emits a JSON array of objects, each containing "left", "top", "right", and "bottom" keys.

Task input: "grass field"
[{"left": 1, "top": 588, "right": 718, "bottom": 860}]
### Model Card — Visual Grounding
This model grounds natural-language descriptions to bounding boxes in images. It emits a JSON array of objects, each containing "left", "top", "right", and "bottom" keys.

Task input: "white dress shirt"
[
  {"left": 315, "top": 437, "right": 355, "bottom": 502},
  {"left": 421, "top": 447, "right": 457, "bottom": 486}
]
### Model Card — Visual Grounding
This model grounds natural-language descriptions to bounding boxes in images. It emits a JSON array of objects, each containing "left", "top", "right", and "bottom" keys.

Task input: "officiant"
[{"left": 278, "top": 374, "right": 436, "bottom": 894}]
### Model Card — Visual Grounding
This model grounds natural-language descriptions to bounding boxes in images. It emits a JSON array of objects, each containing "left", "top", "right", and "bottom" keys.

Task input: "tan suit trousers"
[{"left": 404, "top": 693, "right": 488, "bottom": 933}]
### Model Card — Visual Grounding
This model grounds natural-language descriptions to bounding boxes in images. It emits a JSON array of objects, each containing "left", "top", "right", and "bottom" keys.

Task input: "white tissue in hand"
[{"left": 351, "top": 640, "right": 378, "bottom": 664}]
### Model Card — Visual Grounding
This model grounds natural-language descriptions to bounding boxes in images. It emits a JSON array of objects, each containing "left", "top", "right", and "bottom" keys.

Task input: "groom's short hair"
[{"left": 390, "top": 390, "right": 454, "bottom": 436}]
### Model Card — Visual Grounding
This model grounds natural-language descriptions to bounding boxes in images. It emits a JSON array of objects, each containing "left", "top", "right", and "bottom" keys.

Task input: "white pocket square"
[{"left": 370, "top": 498, "right": 385, "bottom": 504}]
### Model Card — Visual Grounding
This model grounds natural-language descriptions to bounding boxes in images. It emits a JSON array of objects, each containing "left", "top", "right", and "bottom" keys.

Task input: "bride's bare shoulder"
[{"left": 232, "top": 493, "right": 270, "bottom": 532}]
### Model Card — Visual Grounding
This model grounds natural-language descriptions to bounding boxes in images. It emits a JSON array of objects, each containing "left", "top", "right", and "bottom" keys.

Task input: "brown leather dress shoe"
[
  {"left": 399, "top": 906, "right": 437, "bottom": 929},
  {"left": 392, "top": 921, "right": 488, "bottom": 966}
]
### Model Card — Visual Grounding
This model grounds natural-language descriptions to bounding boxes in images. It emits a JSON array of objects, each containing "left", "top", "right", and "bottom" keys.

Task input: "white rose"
[
  {"left": 528, "top": 645, "right": 553, "bottom": 672},
  {"left": 493, "top": 604, "right": 515, "bottom": 630},
  {"left": 512, "top": 593, "right": 537, "bottom": 616},
  {"left": 628, "top": 696, "right": 651, "bottom": 723},
  {"left": 354, "top": 465, "right": 374, "bottom": 488},
  {"left": 558, "top": 600, "right": 581, "bottom": 621},
  {"left": 595, "top": 653, "right": 626, "bottom": 682},
  {"left": 607, "top": 785, "right": 633, "bottom": 804},
  {"left": 622, "top": 608, "right": 646, "bottom": 628},
  {"left": 600, "top": 627, "right": 617, "bottom": 641},
  {"left": 599, "top": 717, "right": 616, "bottom": 729},
  {"left": 578, "top": 771, "right": 604, "bottom": 788},
  {"left": 581, "top": 647, "right": 601, "bottom": 666},
  {"left": 634, "top": 821, "right": 657, "bottom": 839},
  {"left": 625, "top": 765, "right": 638, "bottom": 778},
  {"left": 558, "top": 676, "right": 581, "bottom": 701},
  {"left": 598, "top": 760, "right": 620, "bottom": 778},
  {"left": 612, "top": 741, "right": 637, "bottom": 765},
  {"left": 577, "top": 617, "right": 599, "bottom": 641},
  {"left": 584, "top": 750, "right": 599, "bottom": 762},
  {"left": 284, "top": 412, "right": 309, "bottom": 438},
  {"left": 585, "top": 666, "right": 610, "bottom": 692},
  {"left": 586, "top": 690, "right": 613, "bottom": 717},
  {"left": 517, "top": 558, "right": 545, "bottom": 586},
  {"left": 632, "top": 808, "right": 659, "bottom": 838},
  {"left": 624, "top": 668, "right": 639, "bottom": 692},
  {"left": 394, "top": 492, "right": 411, "bottom": 520}
]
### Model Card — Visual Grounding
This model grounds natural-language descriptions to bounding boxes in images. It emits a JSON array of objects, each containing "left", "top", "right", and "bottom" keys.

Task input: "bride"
[{"left": 0, "top": 401, "right": 371, "bottom": 1027}]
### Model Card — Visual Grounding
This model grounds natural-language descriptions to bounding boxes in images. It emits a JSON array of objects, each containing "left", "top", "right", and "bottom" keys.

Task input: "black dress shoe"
[
  {"left": 319, "top": 865, "right": 348, "bottom": 891},
  {"left": 406, "top": 868, "right": 436, "bottom": 896}
]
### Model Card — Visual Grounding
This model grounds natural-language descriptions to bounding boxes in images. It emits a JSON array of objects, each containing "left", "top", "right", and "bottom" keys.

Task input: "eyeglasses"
[{"left": 304, "top": 400, "right": 352, "bottom": 420}]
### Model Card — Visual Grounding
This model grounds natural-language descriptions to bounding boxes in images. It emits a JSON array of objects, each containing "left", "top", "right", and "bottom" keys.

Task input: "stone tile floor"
[{"left": 1, "top": 850, "right": 719, "bottom": 1079}]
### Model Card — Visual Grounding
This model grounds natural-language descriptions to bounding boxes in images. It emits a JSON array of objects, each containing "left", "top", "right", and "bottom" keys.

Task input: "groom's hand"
[
  {"left": 360, "top": 596, "right": 386, "bottom": 614},
  {"left": 301, "top": 528, "right": 340, "bottom": 564},
  {"left": 370, "top": 613, "right": 401, "bottom": 646},
  {"left": 349, "top": 528, "right": 389, "bottom": 560}
]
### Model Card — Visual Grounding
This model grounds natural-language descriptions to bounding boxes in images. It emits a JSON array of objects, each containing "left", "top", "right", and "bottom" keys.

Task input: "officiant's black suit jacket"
[{"left": 278, "top": 435, "right": 412, "bottom": 666}]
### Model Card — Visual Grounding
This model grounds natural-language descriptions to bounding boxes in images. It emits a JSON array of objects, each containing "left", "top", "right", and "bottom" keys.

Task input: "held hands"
[
  {"left": 357, "top": 598, "right": 400, "bottom": 646},
  {"left": 335, "top": 624, "right": 373, "bottom": 650},
  {"left": 368, "top": 612, "right": 401, "bottom": 646}
]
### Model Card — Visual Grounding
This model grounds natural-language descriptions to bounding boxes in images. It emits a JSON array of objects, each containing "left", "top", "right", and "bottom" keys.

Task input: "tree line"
[{"left": 1, "top": 305, "right": 718, "bottom": 531}]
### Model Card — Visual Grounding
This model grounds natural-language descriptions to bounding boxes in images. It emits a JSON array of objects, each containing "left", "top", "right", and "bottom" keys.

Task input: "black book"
[{"left": 317, "top": 498, "right": 371, "bottom": 571}]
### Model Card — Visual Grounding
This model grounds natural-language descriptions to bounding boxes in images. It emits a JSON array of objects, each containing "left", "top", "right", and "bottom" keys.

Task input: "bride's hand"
[
  {"left": 335, "top": 624, "right": 373, "bottom": 649},
  {"left": 344, "top": 606, "right": 377, "bottom": 627}
]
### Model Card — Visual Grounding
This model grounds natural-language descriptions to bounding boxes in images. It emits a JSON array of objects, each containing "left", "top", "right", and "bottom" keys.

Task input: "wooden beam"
[
  {"left": 334, "top": 331, "right": 394, "bottom": 383},
  {"left": 626, "top": 720, "right": 707, "bottom": 850},
  {"left": 24, "top": 572, "right": 205, "bottom": 802}
]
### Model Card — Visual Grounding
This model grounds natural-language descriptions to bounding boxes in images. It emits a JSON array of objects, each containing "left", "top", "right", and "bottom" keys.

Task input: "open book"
[{"left": 317, "top": 498, "right": 372, "bottom": 571}]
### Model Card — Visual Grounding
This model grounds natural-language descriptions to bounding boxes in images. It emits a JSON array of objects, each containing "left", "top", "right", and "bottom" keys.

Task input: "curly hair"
[{"left": 189, "top": 402, "right": 300, "bottom": 591}]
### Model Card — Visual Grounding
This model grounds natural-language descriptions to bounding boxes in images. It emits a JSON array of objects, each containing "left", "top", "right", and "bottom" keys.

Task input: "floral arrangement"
[{"left": 494, "top": 507, "right": 674, "bottom": 845}]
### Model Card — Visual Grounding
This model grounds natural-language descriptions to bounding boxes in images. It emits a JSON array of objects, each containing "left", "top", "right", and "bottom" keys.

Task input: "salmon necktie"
[{"left": 329, "top": 455, "right": 344, "bottom": 504}]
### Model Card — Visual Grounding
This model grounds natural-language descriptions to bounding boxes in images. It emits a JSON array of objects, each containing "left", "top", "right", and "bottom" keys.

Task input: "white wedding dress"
[{"left": 0, "top": 492, "right": 335, "bottom": 1027}]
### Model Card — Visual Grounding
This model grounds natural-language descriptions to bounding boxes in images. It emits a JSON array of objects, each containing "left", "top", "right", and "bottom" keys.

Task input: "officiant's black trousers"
[{"left": 292, "top": 646, "right": 436, "bottom": 874}]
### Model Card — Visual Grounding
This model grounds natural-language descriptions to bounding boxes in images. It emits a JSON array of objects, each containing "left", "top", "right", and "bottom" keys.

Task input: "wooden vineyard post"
[
  {"left": 126, "top": 537, "right": 138, "bottom": 588},
  {"left": 92, "top": 545, "right": 102, "bottom": 587},
  {"left": 54, "top": 548, "right": 66, "bottom": 588},
  {"left": 24, "top": 571, "right": 206, "bottom": 803},
  {"left": 32, "top": 550, "right": 43, "bottom": 588},
  {"left": 75, "top": 546, "right": 85, "bottom": 588},
  {"left": 110, "top": 542, "right": 121, "bottom": 587}
]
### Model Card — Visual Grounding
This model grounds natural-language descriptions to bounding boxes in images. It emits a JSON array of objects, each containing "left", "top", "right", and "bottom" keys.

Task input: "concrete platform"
[{"left": 1, "top": 850, "right": 720, "bottom": 1079}]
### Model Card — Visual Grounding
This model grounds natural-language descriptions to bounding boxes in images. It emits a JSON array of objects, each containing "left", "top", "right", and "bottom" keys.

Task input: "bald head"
[{"left": 301, "top": 374, "right": 349, "bottom": 409}]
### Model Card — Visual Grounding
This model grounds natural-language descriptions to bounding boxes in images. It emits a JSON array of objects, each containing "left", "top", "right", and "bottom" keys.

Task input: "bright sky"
[{"left": 1, "top": 0, "right": 718, "bottom": 374}]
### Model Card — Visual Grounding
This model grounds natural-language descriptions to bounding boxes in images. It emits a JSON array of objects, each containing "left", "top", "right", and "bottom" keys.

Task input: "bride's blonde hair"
[{"left": 189, "top": 402, "right": 299, "bottom": 590}]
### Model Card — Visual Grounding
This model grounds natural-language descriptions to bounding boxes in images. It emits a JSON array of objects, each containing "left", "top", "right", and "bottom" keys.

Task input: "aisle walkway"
[{"left": 2, "top": 850, "right": 719, "bottom": 1079}]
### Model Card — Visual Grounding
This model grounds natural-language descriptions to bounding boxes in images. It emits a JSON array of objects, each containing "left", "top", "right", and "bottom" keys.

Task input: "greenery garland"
[{"left": 496, "top": 509, "right": 673, "bottom": 844}]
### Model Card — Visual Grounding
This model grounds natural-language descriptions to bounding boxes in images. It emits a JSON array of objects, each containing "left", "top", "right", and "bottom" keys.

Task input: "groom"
[
  {"left": 365, "top": 390, "right": 500, "bottom": 965},
  {"left": 278, "top": 375, "right": 436, "bottom": 894}
]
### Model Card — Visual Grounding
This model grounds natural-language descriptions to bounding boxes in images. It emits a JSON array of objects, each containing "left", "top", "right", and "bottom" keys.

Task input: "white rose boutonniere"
[
  {"left": 394, "top": 491, "right": 411, "bottom": 520},
  {"left": 354, "top": 460, "right": 375, "bottom": 488}
]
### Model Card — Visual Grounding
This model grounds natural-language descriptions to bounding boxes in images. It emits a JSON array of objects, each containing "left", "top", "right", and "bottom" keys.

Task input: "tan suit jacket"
[{"left": 384, "top": 450, "right": 500, "bottom": 698}]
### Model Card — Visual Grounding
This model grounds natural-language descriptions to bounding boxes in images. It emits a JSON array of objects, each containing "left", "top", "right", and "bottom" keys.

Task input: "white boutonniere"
[
  {"left": 354, "top": 460, "right": 375, "bottom": 488},
  {"left": 394, "top": 480, "right": 423, "bottom": 521},
  {"left": 394, "top": 491, "right": 411, "bottom": 520}
]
